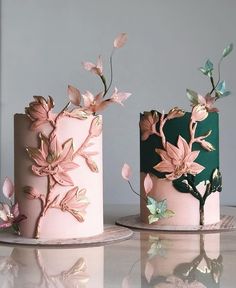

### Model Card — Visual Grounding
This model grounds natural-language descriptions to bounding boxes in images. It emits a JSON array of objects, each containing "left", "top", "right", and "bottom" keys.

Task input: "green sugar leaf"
[{"left": 222, "top": 43, "right": 233, "bottom": 58}]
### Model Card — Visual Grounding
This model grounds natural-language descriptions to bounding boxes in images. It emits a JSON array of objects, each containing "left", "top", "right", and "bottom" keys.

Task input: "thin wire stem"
[{"left": 128, "top": 180, "right": 147, "bottom": 203}]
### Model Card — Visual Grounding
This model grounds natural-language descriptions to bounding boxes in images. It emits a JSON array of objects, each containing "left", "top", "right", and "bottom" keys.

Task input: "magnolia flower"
[
  {"left": 191, "top": 104, "right": 208, "bottom": 123},
  {"left": 26, "top": 134, "right": 79, "bottom": 186},
  {"left": 82, "top": 55, "right": 103, "bottom": 76},
  {"left": 82, "top": 91, "right": 109, "bottom": 113},
  {"left": 197, "top": 94, "right": 219, "bottom": 112},
  {"left": 154, "top": 136, "right": 205, "bottom": 180},
  {"left": 110, "top": 87, "right": 131, "bottom": 105},
  {"left": 25, "top": 96, "right": 55, "bottom": 129},
  {"left": 60, "top": 187, "right": 89, "bottom": 222},
  {"left": 140, "top": 111, "right": 159, "bottom": 141}
]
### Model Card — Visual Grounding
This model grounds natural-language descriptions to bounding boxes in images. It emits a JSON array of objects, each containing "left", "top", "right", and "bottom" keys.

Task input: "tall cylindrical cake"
[
  {"left": 15, "top": 110, "right": 103, "bottom": 239},
  {"left": 140, "top": 107, "right": 221, "bottom": 226}
]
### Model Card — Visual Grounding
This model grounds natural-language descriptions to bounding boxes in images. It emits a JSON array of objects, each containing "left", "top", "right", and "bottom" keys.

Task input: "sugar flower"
[
  {"left": 82, "top": 55, "right": 103, "bottom": 76},
  {"left": 191, "top": 104, "right": 208, "bottom": 123},
  {"left": 154, "top": 136, "right": 205, "bottom": 180},
  {"left": 140, "top": 111, "right": 159, "bottom": 141},
  {"left": 25, "top": 96, "right": 55, "bottom": 129},
  {"left": 26, "top": 134, "right": 79, "bottom": 187}
]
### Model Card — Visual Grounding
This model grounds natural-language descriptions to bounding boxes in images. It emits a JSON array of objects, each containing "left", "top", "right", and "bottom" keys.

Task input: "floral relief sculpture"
[{"left": 22, "top": 33, "right": 131, "bottom": 238}]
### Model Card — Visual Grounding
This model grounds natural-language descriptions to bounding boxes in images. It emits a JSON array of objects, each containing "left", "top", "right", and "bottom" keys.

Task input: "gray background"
[{"left": 0, "top": 0, "right": 235, "bottom": 205}]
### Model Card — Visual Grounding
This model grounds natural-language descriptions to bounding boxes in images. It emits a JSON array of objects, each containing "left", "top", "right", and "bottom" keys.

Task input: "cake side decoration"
[
  {"left": 0, "top": 178, "right": 26, "bottom": 234},
  {"left": 121, "top": 164, "right": 175, "bottom": 224},
  {"left": 5, "top": 33, "right": 131, "bottom": 239},
  {"left": 122, "top": 43, "right": 232, "bottom": 226}
]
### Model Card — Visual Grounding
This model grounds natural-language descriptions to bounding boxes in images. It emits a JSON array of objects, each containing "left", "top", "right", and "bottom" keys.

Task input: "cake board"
[
  {"left": 116, "top": 214, "right": 236, "bottom": 233},
  {"left": 0, "top": 225, "right": 133, "bottom": 247}
]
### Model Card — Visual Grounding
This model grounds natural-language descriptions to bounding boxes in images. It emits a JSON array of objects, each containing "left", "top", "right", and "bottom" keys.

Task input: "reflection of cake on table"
[
  {"left": 0, "top": 33, "right": 131, "bottom": 239},
  {"left": 0, "top": 246, "right": 104, "bottom": 288},
  {"left": 141, "top": 233, "right": 223, "bottom": 287}
]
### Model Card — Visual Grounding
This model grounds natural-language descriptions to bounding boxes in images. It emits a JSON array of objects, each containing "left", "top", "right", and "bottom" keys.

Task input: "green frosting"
[{"left": 140, "top": 111, "right": 219, "bottom": 186}]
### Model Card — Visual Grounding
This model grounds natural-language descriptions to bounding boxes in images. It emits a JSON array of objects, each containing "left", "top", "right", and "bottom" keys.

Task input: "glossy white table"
[{"left": 1, "top": 206, "right": 236, "bottom": 287}]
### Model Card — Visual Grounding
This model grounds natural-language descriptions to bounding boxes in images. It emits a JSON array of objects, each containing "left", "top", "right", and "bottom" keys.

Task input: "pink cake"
[
  {"left": 0, "top": 33, "right": 130, "bottom": 239},
  {"left": 14, "top": 109, "right": 103, "bottom": 239}
]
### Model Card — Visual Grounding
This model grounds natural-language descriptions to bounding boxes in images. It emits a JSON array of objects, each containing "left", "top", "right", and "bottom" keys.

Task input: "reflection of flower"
[
  {"left": 140, "top": 111, "right": 159, "bottom": 141},
  {"left": 154, "top": 136, "right": 204, "bottom": 180},
  {"left": 0, "top": 178, "right": 26, "bottom": 232},
  {"left": 0, "top": 256, "right": 19, "bottom": 288},
  {"left": 25, "top": 96, "right": 55, "bottom": 129},
  {"left": 60, "top": 187, "right": 89, "bottom": 222},
  {"left": 155, "top": 275, "right": 207, "bottom": 288},
  {"left": 26, "top": 134, "right": 79, "bottom": 187}
]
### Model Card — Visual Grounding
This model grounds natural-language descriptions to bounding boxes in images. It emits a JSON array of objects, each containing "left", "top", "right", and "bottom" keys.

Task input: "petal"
[
  {"left": 96, "top": 55, "right": 103, "bottom": 75},
  {"left": 12, "top": 203, "right": 20, "bottom": 218},
  {"left": 0, "top": 205, "right": 8, "bottom": 221},
  {"left": 153, "top": 161, "right": 174, "bottom": 173},
  {"left": 121, "top": 163, "right": 131, "bottom": 180},
  {"left": 31, "top": 165, "right": 48, "bottom": 176},
  {"left": 177, "top": 136, "right": 190, "bottom": 158},
  {"left": 68, "top": 85, "right": 81, "bottom": 106},
  {"left": 60, "top": 187, "right": 78, "bottom": 206},
  {"left": 141, "top": 131, "right": 151, "bottom": 141},
  {"left": 82, "top": 61, "right": 95, "bottom": 71},
  {"left": 145, "top": 261, "right": 154, "bottom": 283},
  {"left": 197, "top": 94, "right": 207, "bottom": 105},
  {"left": 59, "top": 138, "right": 74, "bottom": 162},
  {"left": 144, "top": 174, "right": 153, "bottom": 194},
  {"left": 59, "top": 162, "right": 79, "bottom": 171},
  {"left": 113, "top": 33, "right": 128, "bottom": 48},
  {"left": 89, "top": 116, "right": 102, "bottom": 137},
  {"left": 184, "top": 150, "right": 200, "bottom": 164},
  {"left": 53, "top": 172, "right": 74, "bottom": 186},
  {"left": 82, "top": 91, "right": 94, "bottom": 108},
  {"left": 2, "top": 177, "right": 14, "bottom": 199},
  {"left": 26, "top": 147, "right": 47, "bottom": 166},
  {"left": 0, "top": 221, "right": 12, "bottom": 229},
  {"left": 188, "top": 162, "right": 205, "bottom": 175},
  {"left": 166, "top": 142, "right": 182, "bottom": 161},
  {"left": 85, "top": 158, "right": 99, "bottom": 173}
]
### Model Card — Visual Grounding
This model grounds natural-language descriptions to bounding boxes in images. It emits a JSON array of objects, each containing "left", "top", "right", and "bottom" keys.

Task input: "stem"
[
  {"left": 189, "top": 120, "right": 197, "bottom": 150},
  {"left": 104, "top": 49, "right": 115, "bottom": 98},
  {"left": 34, "top": 176, "right": 52, "bottom": 239},
  {"left": 100, "top": 75, "right": 108, "bottom": 97},
  {"left": 128, "top": 180, "right": 147, "bottom": 203},
  {"left": 159, "top": 114, "right": 167, "bottom": 149},
  {"left": 209, "top": 58, "right": 222, "bottom": 97},
  {"left": 55, "top": 101, "right": 71, "bottom": 123},
  {"left": 200, "top": 204, "right": 204, "bottom": 226}
]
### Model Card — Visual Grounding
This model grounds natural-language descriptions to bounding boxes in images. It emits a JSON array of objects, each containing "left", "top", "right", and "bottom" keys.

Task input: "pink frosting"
[
  {"left": 140, "top": 173, "right": 220, "bottom": 226},
  {"left": 14, "top": 114, "right": 103, "bottom": 239}
]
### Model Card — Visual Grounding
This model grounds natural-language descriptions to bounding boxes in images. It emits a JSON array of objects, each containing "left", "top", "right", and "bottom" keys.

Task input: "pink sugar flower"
[
  {"left": 154, "top": 136, "right": 205, "bottom": 180},
  {"left": 26, "top": 134, "right": 79, "bottom": 187},
  {"left": 139, "top": 111, "right": 159, "bottom": 141},
  {"left": 60, "top": 187, "right": 89, "bottom": 222},
  {"left": 110, "top": 87, "right": 131, "bottom": 106},
  {"left": 25, "top": 96, "right": 55, "bottom": 129},
  {"left": 197, "top": 93, "right": 219, "bottom": 112},
  {"left": 82, "top": 91, "right": 109, "bottom": 113},
  {"left": 82, "top": 55, "right": 103, "bottom": 76},
  {"left": 0, "top": 178, "right": 26, "bottom": 230},
  {"left": 191, "top": 104, "right": 208, "bottom": 123}
]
